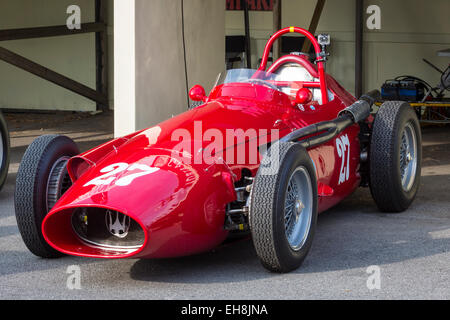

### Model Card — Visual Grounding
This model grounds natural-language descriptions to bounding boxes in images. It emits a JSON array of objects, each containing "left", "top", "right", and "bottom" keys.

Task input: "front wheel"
[
  {"left": 250, "top": 142, "right": 318, "bottom": 273},
  {"left": 15, "top": 135, "right": 79, "bottom": 258},
  {"left": 369, "top": 101, "right": 422, "bottom": 212}
]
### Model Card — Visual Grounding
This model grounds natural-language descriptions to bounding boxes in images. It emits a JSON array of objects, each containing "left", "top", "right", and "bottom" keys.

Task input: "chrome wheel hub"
[{"left": 295, "top": 200, "right": 305, "bottom": 220}]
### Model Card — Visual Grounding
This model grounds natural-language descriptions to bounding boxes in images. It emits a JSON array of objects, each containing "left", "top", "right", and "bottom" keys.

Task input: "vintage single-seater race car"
[
  {"left": 15, "top": 27, "right": 422, "bottom": 273},
  {"left": 0, "top": 110, "right": 10, "bottom": 192}
]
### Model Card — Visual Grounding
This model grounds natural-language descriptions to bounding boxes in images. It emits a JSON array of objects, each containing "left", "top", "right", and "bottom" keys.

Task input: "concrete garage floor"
[{"left": 0, "top": 112, "right": 449, "bottom": 300}]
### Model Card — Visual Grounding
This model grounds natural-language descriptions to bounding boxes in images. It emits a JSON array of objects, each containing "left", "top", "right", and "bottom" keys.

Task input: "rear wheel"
[
  {"left": 0, "top": 112, "right": 10, "bottom": 191},
  {"left": 15, "top": 135, "right": 78, "bottom": 258},
  {"left": 369, "top": 101, "right": 422, "bottom": 212},
  {"left": 250, "top": 142, "right": 318, "bottom": 273}
]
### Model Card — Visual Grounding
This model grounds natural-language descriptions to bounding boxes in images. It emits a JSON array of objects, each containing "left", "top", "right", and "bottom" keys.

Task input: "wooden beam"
[
  {"left": 244, "top": 0, "right": 252, "bottom": 68},
  {"left": 0, "top": 46, "right": 108, "bottom": 106},
  {"left": 95, "top": 0, "right": 108, "bottom": 111},
  {"left": 301, "top": 0, "right": 326, "bottom": 53},
  {"left": 0, "top": 22, "right": 106, "bottom": 41},
  {"left": 273, "top": 0, "right": 282, "bottom": 60},
  {"left": 355, "top": 0, "right": 363, "bottom": 98}
]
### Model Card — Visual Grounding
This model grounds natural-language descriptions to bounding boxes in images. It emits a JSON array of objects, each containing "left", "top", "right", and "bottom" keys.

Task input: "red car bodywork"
[{"left": 42, "top": 27, "right": 368, "bottom": 260}]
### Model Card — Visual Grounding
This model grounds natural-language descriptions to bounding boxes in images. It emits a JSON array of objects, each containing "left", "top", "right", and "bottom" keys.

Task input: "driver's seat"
[{"left": 268, "top": 55, "right": 323, "bottom": 103}]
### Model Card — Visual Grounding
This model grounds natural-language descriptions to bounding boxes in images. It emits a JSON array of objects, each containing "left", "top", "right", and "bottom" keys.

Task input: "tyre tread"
[
  {"left": 15, "top": 135, "right": 76, "bottom": 258},
  {"left": 369, "top": 101, "right": 421, "bottom": 212}
]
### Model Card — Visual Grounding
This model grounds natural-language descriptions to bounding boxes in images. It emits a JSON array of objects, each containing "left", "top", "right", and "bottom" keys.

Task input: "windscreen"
[
  {"left": 213, "top": 67, "right": 333, "bottom": 103},
  {"left": 214, "top": 69, "right": 280, "bottom": 91}
]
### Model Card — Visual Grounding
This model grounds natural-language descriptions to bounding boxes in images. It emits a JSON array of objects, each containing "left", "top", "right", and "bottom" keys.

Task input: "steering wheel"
[{"left": 244, "top": 78, "right": 279, "bottom": 90}]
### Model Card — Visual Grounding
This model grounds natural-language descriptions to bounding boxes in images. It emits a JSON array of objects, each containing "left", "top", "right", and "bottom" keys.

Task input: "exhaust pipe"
[{"left": 280, "top": 90, "right": 380, "bottom": 148}]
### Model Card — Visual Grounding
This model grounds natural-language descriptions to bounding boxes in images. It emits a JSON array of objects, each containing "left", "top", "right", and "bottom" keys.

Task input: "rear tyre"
[
  {"left": 369, "top": 101, "right": 422, "bottom": 212},
  {"left": 15, "top": 135, "right": 79, "bottom": 258},
  {"left": 250, "top": 142, "right": 318, "bottom": 273},
  {"left": 0, "top": 111, "right": 10, "bottom": 191}
]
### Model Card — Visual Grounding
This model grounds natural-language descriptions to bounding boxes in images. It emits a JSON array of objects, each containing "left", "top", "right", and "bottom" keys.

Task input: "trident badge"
[{"left": 105, "top": 210, "right": 131, "bottom": 238}]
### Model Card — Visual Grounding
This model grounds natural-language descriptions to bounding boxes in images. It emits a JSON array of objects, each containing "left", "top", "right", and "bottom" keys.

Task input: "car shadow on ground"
[
  {"left": 422, "top": 142, "right": 450, "bottom": 167},
  {"left": 130, "top": 175, "right": 450, "bottom": 283},
  {"left": 129, "top": 239, "right": 269, "bottom": 283}
]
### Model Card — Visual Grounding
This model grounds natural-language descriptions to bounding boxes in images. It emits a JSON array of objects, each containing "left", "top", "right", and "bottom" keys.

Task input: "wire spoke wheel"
[
  {"left": 369, "top": 101, "right": 422, "bottom": 212},
  {"left": 46, "top": 156, "right": 72, "bottom": 212},
  {"left": 284, "top": 167, "right": 313, "bottom": 251},
  {"left": 399, "top": 122, "right": 418, "bottom": 192},
  {"left": 250, "top": 142, "right": 318, "bottom": 273}
]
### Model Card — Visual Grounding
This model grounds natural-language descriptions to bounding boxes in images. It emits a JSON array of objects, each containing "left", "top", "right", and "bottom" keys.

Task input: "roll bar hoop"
[{"left": 258, "top": 27, "right": 329, "bottom": 104}]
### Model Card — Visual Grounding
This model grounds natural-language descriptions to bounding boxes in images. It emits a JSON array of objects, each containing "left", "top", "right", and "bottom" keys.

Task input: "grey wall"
[
  {"left": 226, "top": 0, "right": 450, "bottom": 96},
  {"left": 184, "top": 0, "right": 226, "bottom": 93},
  {"left": 134, "top": 0, "right": 225, "bottom": 131},
  {"left": 135, "top": 0, "right": 187, "bottom": 130}
]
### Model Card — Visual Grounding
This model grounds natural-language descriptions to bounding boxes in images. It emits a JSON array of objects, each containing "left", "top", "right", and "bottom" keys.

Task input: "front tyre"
[
  {"left": 369, "top": 101, "right": 422, "bottom": 212},
  {"left": 0, "top": 111, "right": 10, "bottom": 191},
  {"left": 250, "top": 142, "right": 318, "bottom": 273},
  {"left": 15, "top": 135, "right": 79, "bottom": 258}
]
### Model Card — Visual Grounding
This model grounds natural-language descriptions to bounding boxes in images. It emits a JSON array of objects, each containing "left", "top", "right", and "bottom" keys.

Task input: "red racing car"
[{"left": 15, "top": 27, "right": 422, "bottom": 272}]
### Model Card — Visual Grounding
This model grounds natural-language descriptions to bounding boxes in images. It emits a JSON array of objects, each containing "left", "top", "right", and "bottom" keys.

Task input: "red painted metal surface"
[
  {"left": 189, "top": 84, "right": 207, "bottom": 102},
  {"left": 41, "top": 28, "right": 366, "bottom": 260},
  {"left": 296, "top": 88, "right": 313, "bottom": 104}
]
